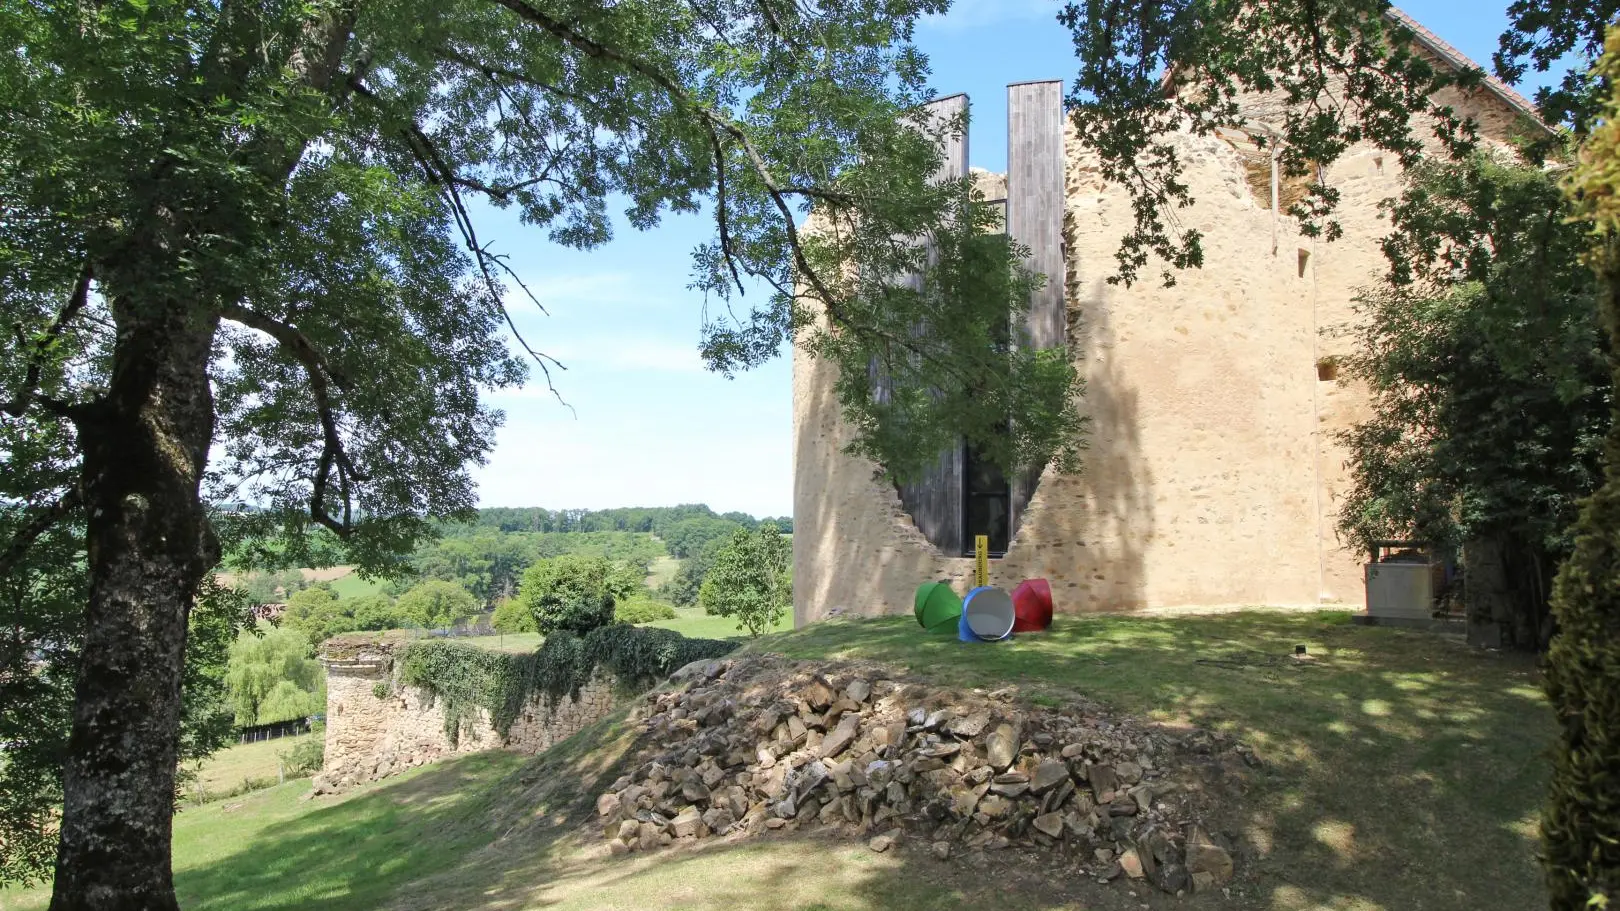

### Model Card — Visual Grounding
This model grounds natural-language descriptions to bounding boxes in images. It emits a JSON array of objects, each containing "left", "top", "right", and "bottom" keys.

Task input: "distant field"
[
  {"left": 645, "top": 605, "right": 791, "bottom": 640},
  {"left": 181, "top": 733, "right": 318, "bottom": 804},
  {"left": 462, "top": 605, "right": 790, "bottom": 654},
  {"left": 643, "top": 555, "right": 679, "bottom": 589},
  {"left": 326, "top": 569, "right": 385, "bottom": 599},
  {"left": 469, "top": 631, "right": 543, "bottom": 653}
]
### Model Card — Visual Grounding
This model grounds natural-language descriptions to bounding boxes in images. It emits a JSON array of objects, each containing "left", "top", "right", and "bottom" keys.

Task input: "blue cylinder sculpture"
[{"left": 958, "top": 586, "right": 1017, "bottom": 642}]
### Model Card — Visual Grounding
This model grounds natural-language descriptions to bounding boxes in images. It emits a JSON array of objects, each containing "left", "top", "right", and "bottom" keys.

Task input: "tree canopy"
[
  {"left": 3, "top": 1, "right": 1091, "bottom": 902},
  {"left": 698, "top": 522, "right": 792, "bottom": 637}
]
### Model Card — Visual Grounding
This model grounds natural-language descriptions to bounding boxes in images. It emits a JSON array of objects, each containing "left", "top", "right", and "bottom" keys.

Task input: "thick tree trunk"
[
  {"left": 49, "top": 304, "right": 218, "bottom": 911},
  {"left": 1464, "top": 534, "right": 1555, "bottom": 651}
]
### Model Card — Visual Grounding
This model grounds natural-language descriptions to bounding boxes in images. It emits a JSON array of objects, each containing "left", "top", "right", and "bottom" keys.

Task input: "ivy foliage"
[{"left": 396, "top": 626, "right": 735, "bottom": 746}]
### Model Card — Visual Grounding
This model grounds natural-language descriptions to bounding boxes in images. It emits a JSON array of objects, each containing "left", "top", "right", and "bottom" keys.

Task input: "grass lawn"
[
  {"left": 468, "top": 631, "right": 544, "bottom": 653},
  {"left": 2, "top": 611, "right": 1552, "bottom": 911},
  {"left": 462, "top": 606, "right": 791, "bottom": 653},
  {"left": 326, "top": 568, "right": 385, "bottom": 599},
  {"left": 644, "top": 555, "right": 680, "bottom": 589},
  {"left": 182, "top": 734, "right": 318, "bottom": 803},
  {"left": 646, "top": 605, "right": 792, "bottom": 640}
]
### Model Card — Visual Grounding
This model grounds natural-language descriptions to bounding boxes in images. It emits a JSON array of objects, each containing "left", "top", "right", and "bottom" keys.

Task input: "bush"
[
  {"left": 278, "top": 726, "right": 326, "bottom": 776},
  {"left": 614, "top": 597, "right": 677, "bottom": 625},
  {"left": 396, "top": 580, "right": 478, "bottom": 631},
  {"left": 519, "top": 554, "right": 617, "bottom": 636},
  {"left": 491, "top": 596, "right": 537, "bottom": 633}
]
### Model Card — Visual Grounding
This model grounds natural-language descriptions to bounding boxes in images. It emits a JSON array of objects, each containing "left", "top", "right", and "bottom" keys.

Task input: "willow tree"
[
  {"left": 0, "top": 1, "right": 1084, "bottom": 908},
  {"left": 1062, "top": 0, "right": 1616, "bottom": 904}
]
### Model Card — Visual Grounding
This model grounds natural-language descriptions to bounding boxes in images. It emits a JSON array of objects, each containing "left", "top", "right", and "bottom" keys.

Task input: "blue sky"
[{"left": 470, "top": 1, "right": 1567, "bottom": 518}]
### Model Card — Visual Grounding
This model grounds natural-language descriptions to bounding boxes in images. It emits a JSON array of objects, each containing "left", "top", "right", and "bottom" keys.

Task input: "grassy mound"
[{"left": 1, "top": 610, "right": 1553, "bottom": 911}]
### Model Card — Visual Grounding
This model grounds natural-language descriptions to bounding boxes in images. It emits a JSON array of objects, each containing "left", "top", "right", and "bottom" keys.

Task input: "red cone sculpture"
[{"left": 1011, "top": 579, "right": 1054, "bottom": 632}]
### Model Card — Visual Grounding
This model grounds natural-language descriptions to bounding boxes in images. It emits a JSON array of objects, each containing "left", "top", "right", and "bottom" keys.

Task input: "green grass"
[
  {"left": 467, "top": 631, "right": 544, "bottom": 653},
  {"left": 181, "top": 734, "right": 318, "bottom": 804},
  {"left": 644, "top": 555, "right": 680, "bottom": 589},
  {"left": 758, "top": 611, "right": 1552, "bottom": 911},
  {"left": 2, "top": 611, "right": 1553, "bottom": 911},
  {"left": 645, "top": 605, "right": 792, "bottom": 640},
  {"left": 462, "top": 606, "right": 791, "bottom": 653},
  {"left": 327, "top": 569, "right": 385, "bottom": 599}
]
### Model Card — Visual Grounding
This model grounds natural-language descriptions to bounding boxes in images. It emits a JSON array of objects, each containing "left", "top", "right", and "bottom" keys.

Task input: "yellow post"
[{"left": 974, "top": 535, "right": 989, "bottom": 588}]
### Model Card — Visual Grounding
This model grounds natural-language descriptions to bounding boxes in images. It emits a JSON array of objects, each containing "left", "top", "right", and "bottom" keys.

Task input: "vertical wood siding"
[
  {"left": 895, "top": 94, "right": 969, "bottom": 555},
  {"left": 1005, "top": 81, "right": 1065, "bottom": 538}
]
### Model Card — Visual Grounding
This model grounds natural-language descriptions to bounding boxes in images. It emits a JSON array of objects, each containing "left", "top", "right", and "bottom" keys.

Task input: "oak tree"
[{"left": 0, "top": 0, "right": 1085, "bottom": 907}]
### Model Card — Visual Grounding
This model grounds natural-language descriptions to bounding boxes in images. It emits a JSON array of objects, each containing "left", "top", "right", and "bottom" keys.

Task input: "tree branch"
[
  {"left": 0, "top": 488, "right": 81, "bottom": 580},
  {"left": 218, "top": 302, "right": 369, "bottom": 535},
  {"left": 703, "top": 123, "right": 747, "bottom": 297},
  {"left": 2, "top": 265, "right": 92, "bottom": 420},
  {"left": 348, "top": 76, "right": 574, "bottom": 412},
  {"left": 486, "top": 0, "right": 863, "bottom": 330}
]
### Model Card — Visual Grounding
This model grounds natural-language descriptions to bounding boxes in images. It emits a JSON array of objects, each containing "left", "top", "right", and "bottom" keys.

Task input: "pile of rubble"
[{"left": 595, "top": 655, "right": 1250, "bottom": 895}]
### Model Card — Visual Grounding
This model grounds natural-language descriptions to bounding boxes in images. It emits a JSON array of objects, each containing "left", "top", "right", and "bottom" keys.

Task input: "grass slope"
[
  {"left": 182, "top": 734, "right": 317, "bottom": 804},
  {"left": 1, "top": 611, "right": 1551, "bottom": 911}
]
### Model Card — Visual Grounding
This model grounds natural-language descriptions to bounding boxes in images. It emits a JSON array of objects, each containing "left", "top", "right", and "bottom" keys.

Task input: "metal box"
[{"left": 1365, "top": 561, "right": 1435, "bottom": 620}]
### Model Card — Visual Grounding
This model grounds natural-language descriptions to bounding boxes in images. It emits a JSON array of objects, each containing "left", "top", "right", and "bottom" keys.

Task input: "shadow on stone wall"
[{"left": 1007, "top": 271, "right": 1154, "bottom": 613}]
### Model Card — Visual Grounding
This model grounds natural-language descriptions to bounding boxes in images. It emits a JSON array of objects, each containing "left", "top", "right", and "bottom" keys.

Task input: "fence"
[{"left": 236, "top": 717, "right": 312, "bottom": 744}]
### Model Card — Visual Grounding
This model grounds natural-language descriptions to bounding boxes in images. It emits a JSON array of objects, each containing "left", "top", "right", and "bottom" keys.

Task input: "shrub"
[
  {"left": 614, "top": 597, "right": 677, "bottom": 625},
  {"left": 278, "top": 728, "right": 325, "bottom": 776},
  {"left": 491, "top": 596, "right": 537, "bottom": 633},
  {"left": 396, "top": 580, "right": 478, "bottom": 631},
  {"left": 519, "top": 555, "right": 617, "bottom": 636}
]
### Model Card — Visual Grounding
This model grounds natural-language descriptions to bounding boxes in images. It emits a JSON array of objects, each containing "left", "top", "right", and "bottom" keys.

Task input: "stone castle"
[{"left": 792, "top": 9, "right": 1547, "bottom": 625}]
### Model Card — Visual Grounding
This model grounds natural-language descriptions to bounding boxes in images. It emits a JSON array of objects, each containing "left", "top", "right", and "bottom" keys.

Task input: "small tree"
[
  {"left": 396, "top": 580, "right": 479, "bottom": 632},
  {"left": 491, "top": 597, "right": 537, "bottom": 634},
  {"left": 520, "top": 555, "right": 617, "bottom": 636},
  {"left": 280, "top": 586, "right": 357, "bottom": 644},
  {"left": 225, "top": 623, "right": 321, "bottom": 727},
  {"left": 699, "top": 523, "right": 791, "bottom": 637}
]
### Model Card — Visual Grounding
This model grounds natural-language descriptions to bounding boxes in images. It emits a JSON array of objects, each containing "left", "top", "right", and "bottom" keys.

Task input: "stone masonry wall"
[
  {"left": 793, "top": 61, "right": 1542, "bottom": 623},
  {"left": 316, "top": 640, "right": 619, "bottom": 793}
]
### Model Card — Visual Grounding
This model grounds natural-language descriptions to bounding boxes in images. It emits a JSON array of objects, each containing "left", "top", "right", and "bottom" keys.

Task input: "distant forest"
[
  {"left": 466, "top": 505, "right": 792, "bottom": 538},
  {"left": 233, "top": 504, "right": 793, "bottom": 644}
]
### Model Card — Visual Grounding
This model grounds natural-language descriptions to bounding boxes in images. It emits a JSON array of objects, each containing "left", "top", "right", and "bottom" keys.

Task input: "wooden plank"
[
  {"left": 1006, "top": 80, "right": 1065, "bottom": 537},
  {"left": 1007, "top": 81, "right": 1064, "bottom": 349},
  {"left": 892, "top": 93, "right": 969, "bottom": 554}
]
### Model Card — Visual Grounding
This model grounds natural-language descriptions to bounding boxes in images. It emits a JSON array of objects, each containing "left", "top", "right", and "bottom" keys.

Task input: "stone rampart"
[{"left": 315, "top": 635, "right": 618, "bottom": 793}]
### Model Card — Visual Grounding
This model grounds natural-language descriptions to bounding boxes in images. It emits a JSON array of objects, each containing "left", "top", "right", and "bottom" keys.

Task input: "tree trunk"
[
  {"left": 49, "top": 302, "right": 218, "bottom": 911},
  {"left": 1464, "top": 534, "right": 1554, "bottom": 651}
]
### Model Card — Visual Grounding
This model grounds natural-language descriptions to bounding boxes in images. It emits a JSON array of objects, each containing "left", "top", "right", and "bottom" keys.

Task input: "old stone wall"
[
  {"left": 317, "top": 641, "right": 619, "bottom": 792},
  {"left": 793, "top": 57, "right": 1542, "bottom": 623}
]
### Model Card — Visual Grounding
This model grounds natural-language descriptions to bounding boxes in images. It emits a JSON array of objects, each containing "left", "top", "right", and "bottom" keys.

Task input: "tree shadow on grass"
[
  {"left": 757, "top": 612, "right": 1551, "bottom": 911},
  {"left": 176, "top": 613, "right": 1550, "bottom": 911}
]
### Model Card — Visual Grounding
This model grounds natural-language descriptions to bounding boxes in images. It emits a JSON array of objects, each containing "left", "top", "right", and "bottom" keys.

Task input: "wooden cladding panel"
[
  {"left": 1006, "top": 81, "right": 1065, "bottom": 539},
  {"left": 894, "top": 94, "right": 969, "bottom": 555}
]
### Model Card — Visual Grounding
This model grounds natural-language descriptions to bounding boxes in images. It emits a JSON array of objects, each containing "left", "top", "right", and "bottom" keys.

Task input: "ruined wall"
[
  {"left": 793, "top": 76, "right": 1540, "bottom": 624},
  {"left": 316, "top": 640, "right": 619, "bottom": 792}
]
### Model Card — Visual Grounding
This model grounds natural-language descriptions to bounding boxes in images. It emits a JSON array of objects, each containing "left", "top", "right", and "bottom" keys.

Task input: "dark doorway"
[{"left": 963, "top": 440, "right": 1010, "bottom": 556}]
